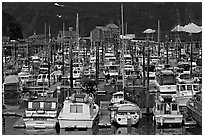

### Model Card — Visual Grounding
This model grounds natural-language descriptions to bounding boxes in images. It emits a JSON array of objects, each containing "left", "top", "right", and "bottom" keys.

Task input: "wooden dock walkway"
[{"left": 98, "top": 101, "right": 111, "bottom": 128}]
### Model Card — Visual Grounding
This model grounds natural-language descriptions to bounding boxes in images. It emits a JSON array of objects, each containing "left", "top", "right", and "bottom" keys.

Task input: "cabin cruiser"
[
  {"left": 172, "top": 84, "right": 200, "bottom": 107},
  {"left": 110, "top": 100, "right": 140, "bottom": 126},
  {"left": 23, "top": 97, "right": 59, "bottom": 129},
  {"left": 155, "top": 69, "right": 177, "bottom": 97},
  {"left": 58, "top": 92, "right": 99, "bottom": 128},
  {"left": 3, "top": 75, "right": 23, "bottom": 106},
  {"left": 176, "top": 71, "right": 195, "bottom": 84},
  {"left": 152, "top": 96, "right": 183, "bottom": 127},
  {"left": 186, "top": 92, "right": 202, "bottom": 126},
  {"left": 109, "top": 91, "right": 124, "bottom": 105}
]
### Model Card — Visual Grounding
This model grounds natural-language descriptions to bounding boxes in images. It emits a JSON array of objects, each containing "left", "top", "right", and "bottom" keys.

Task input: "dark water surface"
[{"left": 2, "top": 115, "right": 202, "bottom": 135}]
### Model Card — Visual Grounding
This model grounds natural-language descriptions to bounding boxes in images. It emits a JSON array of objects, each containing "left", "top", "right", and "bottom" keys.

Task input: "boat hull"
[
  {"left": 114, "top": 115, "right": 139, "bottom": 126},
  {"left": 154, "top": 115, "right": 183, "bottom": 125},
  {"left": 174, "top": 96, "right": 191, "bottom": 107},
  {"left": 24, "top": 118, "right": 58, "bottom": 129},
  {"left": 58, "top": 118, "right": 96, "bottom": 128}
]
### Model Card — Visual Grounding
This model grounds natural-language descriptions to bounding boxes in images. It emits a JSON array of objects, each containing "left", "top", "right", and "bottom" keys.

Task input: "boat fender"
[{"left": 152, "top": 115, "right": 155, "bottom": 121}]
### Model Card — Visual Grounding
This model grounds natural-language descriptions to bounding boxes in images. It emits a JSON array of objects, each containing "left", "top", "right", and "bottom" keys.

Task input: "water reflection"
[
  {"left": 111, "top": 125, "right": 138, "bottom": 135},
  {"left": 155, "top": 127, "right": 185, "bottom": 135},
  {"left": 2, "top": 116, "right": 202, "bottom": 135}
]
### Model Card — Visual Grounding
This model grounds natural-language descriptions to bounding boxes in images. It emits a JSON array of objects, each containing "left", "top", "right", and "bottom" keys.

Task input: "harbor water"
[{"left": 2, "top": 115, "right": 202, "bottom": 135}]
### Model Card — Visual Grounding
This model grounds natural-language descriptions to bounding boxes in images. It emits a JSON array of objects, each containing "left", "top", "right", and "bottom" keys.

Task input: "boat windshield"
[
  {"left": 118, "top": 111, "right": 136, "bottom": 115},
  {"left": 180, "top": 85, "right": 186, "bottom": 91},
  {"left": 114, "top": 94, "right": 123, "bottom": 99},
  {"left": 171, "top": 103, "right": 178, "bottom": 111},
  {"left": 162, "top": 75, "right": 176, "bottom": 85},
  {"left": 118, "top": 111, "right": 127, "bottom": 115},
  {"left": 180, "top": 74, "right": 191, "bottom": 79}
]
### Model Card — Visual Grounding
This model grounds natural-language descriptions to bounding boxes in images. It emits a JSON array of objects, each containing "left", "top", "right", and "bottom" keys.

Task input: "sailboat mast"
[
  {"left": 121, "top": 4, "right": 125, "bottom": 97},
  {"left": 157, "top": 20, "right": 160, "bottom": 57},
  {"left": 76, "top": 13, "right": 79, "bottom": 62}
]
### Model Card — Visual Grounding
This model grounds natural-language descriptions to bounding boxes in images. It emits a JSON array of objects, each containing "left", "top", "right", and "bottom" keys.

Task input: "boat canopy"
[
  {"left": 117, "top": 104, "right": 139, "bottom": 111},
  {"left": 4, "top": 75, "right": 20, "bottom": 84}
]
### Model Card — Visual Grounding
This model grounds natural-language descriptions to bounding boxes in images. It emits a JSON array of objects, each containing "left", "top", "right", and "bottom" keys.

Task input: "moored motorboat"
[
  {"left": 23, "top": 97, "right": 59, "bottom": 129},
  {"left": 172, "top": 83, "right": 200, "bottom": 107},
  {"left": 110, "top": 100, "right": 140, "bottom": 126},
  {"left": 152, "top": 96, "right": 183, "bottom": 127},
  {"left": 186, "top": 92, "right": 202, "bottom": 126},
  {"left": 58, "top": 92, "right": 99, "bottom": 128},
  {"left": 109, "top": 91, "right": 124, "bottom": 105}
]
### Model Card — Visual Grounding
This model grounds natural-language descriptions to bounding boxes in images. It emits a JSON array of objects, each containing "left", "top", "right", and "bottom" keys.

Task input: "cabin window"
[
  {"left": 157, "top": 104, "right": 163, "bottom": 110},
  {"left": 70, "top": 105, "right": 83, "bottom": 113},
  {"left": 196, "top": 96, "right": 201, "bottom": 102},
  {"left": 187, "top": 85, "right": 192, "bottom": 90},
  {"left": 171, "top": 104, "right": 177, "bottom": 111},
  {"left": 32, "top": 102, "right": 40, "bottom": 110},
  {"left": 193, "top": 85, "right": 199, "bottom": 91},
  {"left": 130, "top": 112, "right": 135, "bottom": 114},
  {"left": 42, "top": 74, "right": 46, "bottom": 79},
  {"left": 118, "top": 111, "right": 127, "bottom": 115},
  {"left": 44, "top": 102, "right": 52, "bottom": 110},
  {"left": 181, "top": 85, "right": 186, "bottom": 91}
]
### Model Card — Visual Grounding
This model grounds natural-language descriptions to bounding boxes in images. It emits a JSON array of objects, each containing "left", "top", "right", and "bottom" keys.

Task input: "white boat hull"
[
  {"left": 114, "top": 115, "right": 139, "bottom": 126},
  {"left": 154, "top": 115, "right": 183, "bottom": 125},
  {"left": 58, "top": 118, "right": 95, "bottom": 128},
  {"left": 174, "top": 96, "right": 191, "bottom": 107},
  {"left": 24, "top": 118, "right": 57, "bottom": 129},
  {"left": 57, "top": 98, "right": 99, "bottom": 128}
]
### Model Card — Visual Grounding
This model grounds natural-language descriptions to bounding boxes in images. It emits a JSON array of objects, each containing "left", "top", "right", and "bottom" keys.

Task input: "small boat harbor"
[{"left": 2, "top": 4, "right": 202, "bottom": 135}]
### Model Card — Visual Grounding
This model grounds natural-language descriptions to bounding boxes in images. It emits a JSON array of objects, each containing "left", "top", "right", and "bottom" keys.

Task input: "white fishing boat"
[
  {"left": 176, "top": 71, "right": 195, "bottom": 84},
  {"left": 23, "top": 97, "right": 59, "bottom": 129},
  {"left": 172, "top": 83, "right": 200, "bottom": 107},
  {"left": 108, "top": 4, "right": 141, "bottom": 127},
  {"left": 152, "top": 96, "right": 183, "bottom": 126},
  {"left": 155, "top": 69, "right": 177, "bottom": 97},
  {"left": 110, "top": 100, "right": 140, "bottom": 126},
  {"left": 186, "top": 92, "right": 202, "bottom": 126},
  {"left": 58, "top": 92, "right": 99, "bottom": 128}
]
